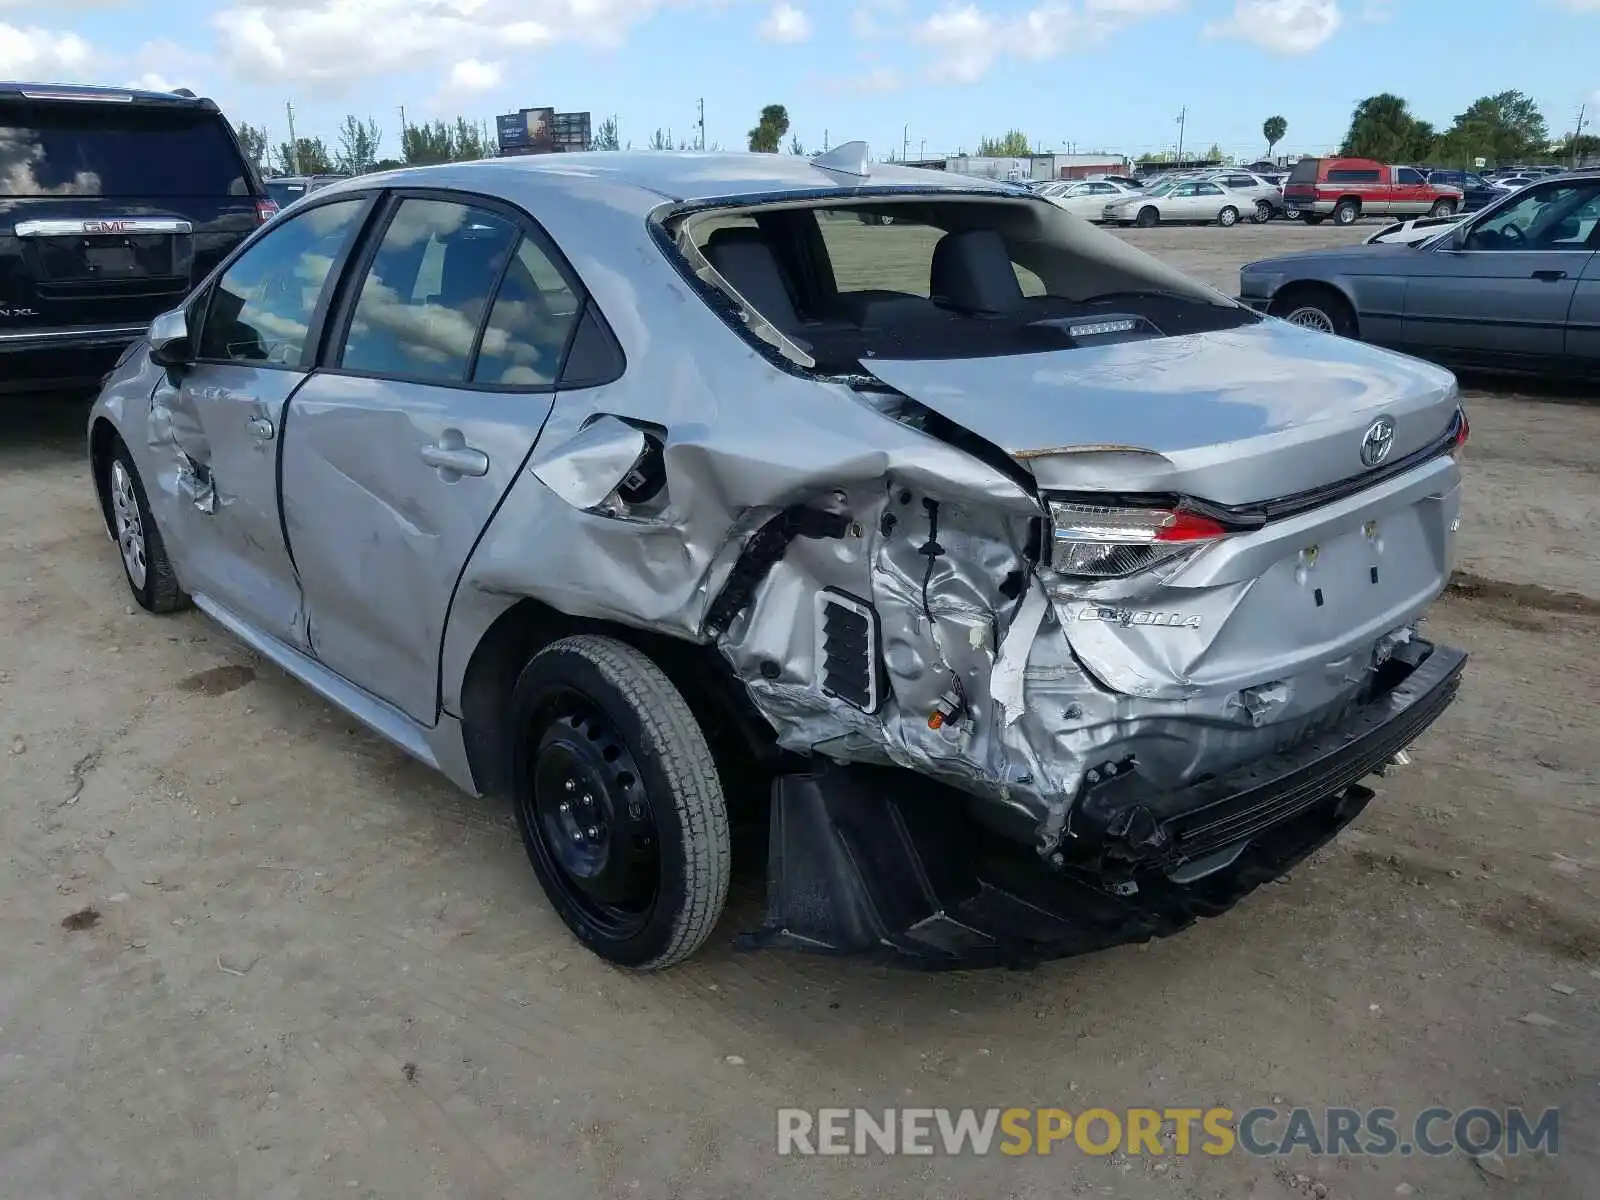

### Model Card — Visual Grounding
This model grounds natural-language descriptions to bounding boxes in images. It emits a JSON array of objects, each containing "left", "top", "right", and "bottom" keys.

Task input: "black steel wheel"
[{"left": 510, "top": 635, "right": 730, "bottom": 970}]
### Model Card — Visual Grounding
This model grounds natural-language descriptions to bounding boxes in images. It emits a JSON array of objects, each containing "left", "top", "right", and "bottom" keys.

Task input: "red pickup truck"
[{"left": 1282, "top": 157, "right": 1463, "bottom": 226}]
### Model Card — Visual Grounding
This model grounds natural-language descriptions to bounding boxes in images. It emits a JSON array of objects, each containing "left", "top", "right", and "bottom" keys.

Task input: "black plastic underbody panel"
[{"left": 744, "top": 640, "right": 1466, "bottom": 969}]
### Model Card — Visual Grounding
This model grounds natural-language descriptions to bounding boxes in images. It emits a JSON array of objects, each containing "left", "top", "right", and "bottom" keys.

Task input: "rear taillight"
[
  {"left": 1046, "top": 501, "right": 1227, "bottom": 579},
  {"left": 1450, "top": 407, "right": 1469, "bottom": 458},
  {"left": 256, "top": 199, "right": 279, "bottom": 224}
]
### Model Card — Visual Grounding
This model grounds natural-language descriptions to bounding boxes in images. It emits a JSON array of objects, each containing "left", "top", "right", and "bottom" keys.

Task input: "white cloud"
[
  {"left": 911, "top": 0, "right": 1183, "bottom": 84},
  {"left": 758, "top": 2, "right": 811, "bottom": 41},
  {"left": 1205, "top": 0, "right": 1342, "bottom": 54},
  {"left": 851, "top": 0, "right": 907, "bottom": 36},
  {"left": 447, "top": 57, "right": 502, "bottom": 92},
  {"left": 128, "top": 71, "right": 180, "bottom": 92},
  {"left": 0, "top": 23, "right": 94, "bottom": 76},
  {"left": 1552, "top": 0, "right": 1600, "bottom": 10},
  {"left": 213, "top": 0, "right": 672, "bottom": 92}
]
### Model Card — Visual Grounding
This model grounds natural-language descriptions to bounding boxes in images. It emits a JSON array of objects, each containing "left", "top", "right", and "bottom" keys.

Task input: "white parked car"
[
  {"left": 1102, "top": 177, "right": 1256, "bottom": 227},
  {"left": 1038, "top": 179, "right": 1137, "bottom": 219}
]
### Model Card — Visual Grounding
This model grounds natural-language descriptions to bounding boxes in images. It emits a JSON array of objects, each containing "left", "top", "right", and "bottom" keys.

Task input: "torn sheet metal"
[{"left": 529, "top": 415, "right": 649, "bottom": 512}]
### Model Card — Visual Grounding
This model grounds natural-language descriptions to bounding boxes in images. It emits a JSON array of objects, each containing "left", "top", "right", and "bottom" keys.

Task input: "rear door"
[
  {"left": 1403, "top": 178, "right": 1600, "bottom": 363},
  {"left": 280, "top": 192, "right": 610, "bottom": 724},
  {"left": 1561, "top": 207, "right": 1600, "bottom": 369},
  {"left": 161, "top": 194, "right": 374, "bottom": 646},
  {"left": 0, "top": 96, "right": 263, "bottom": 339}
]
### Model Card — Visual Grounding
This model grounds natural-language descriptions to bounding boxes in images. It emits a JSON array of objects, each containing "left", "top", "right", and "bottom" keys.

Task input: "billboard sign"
[{"left": 496, "top": 108, "right": 591, "bottom": 155}]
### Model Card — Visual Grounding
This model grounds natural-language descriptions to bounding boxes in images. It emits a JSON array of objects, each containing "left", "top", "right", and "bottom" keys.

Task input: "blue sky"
[{"left": 5, "top": 0, "right": 1598, "bottom": 163}]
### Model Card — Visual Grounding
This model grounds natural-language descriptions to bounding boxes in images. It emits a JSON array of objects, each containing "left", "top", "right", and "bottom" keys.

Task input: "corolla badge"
[{"left": 1360, "top": 416, "right": 1396, "bottom": 468}]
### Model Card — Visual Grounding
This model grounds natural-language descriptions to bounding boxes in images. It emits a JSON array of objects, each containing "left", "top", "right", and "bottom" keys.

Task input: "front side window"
[
  {"left": 1396, "top": 168, "right": 1426, "bottom": 185},
  {"left": 197, "top": 197, "right": 366, "bottom": 365},
  {"left": 1466, "top": 182, "right": 1600, "bottom": 251},
  {"left": 338, "top": 198, "right": 518, "bottom": 382}
]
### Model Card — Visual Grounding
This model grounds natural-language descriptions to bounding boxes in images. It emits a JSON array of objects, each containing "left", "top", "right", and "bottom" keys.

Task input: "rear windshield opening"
[
  {"left": 0, "top": 102, "right": 252, "bottom": 198},
  {"left": 670, "top": 196, "right": 1255, "bottom": 371},
  {"left": 1287, "top": 160, "right": 1319, "bottom": 184}
]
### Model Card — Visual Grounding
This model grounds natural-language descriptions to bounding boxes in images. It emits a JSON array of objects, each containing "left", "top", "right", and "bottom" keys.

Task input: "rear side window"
[
  {"left": 338, "top": 198, "right": 519, "bottom": 383},
  {"left": 0, "top": 102, "right": 251, "bottom": 197},
  {"left": 471, "top": 237, "right": 582, "bottom": 386},
  {"left": 1288, "top": 160, "right": 1319, "bottom": 183},
  {"left": 1328, "top": 168, "right": 1382, "bottom": 183}
]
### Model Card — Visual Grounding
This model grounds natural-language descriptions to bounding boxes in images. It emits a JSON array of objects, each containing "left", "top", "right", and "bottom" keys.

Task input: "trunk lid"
[
  {"left": 0, "top": 97, "right": 260, "bottom": 333},
  {"left": 858, "top": 320, "right": 1461, "bottom": 506}
]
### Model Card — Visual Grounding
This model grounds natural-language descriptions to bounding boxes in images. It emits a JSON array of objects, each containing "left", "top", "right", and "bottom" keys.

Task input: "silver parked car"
[
  {"left": 1200, "top": 169, "right": 1289, "bottom": 222},
  {"left": 1239, "top": 168, "right": 1600, "bottom": 378},
  {"left": 1102, "top": 176, "right": 1257, "bottom": 226},
  {"left": 89, "top": 146, "right": 1468, "bottom": 970},
  {"left": 1037, "top": 178, "right": 1136, "bottom": 219}
]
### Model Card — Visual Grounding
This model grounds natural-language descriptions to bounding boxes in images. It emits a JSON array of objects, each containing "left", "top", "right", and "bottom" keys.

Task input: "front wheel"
[
  {"left": 106, "top": 440, "right": 187, "bottom": 614},
  {"left": 1429, "top": 199, "right": 1457, "bottom": 218},
  {"left": 1218, "top": 205, "right": 1240, "bottom": 228},
  {"left": 510, "top": 635, "right": 731, "bottom": 970},
  {"left": 1134, "top": 206, "right": 1159, "bottom": 228}
]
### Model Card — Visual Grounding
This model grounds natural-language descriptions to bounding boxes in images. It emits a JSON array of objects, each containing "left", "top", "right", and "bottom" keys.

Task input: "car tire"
[
  {"left": 1429, "top": 199, "right": 1457, "bottom": 218},
  {"left": 510, "top": 634, "right": 731, "bottom": 971},
  {"left": 1134, "top": 206, "right": 1159, "bottom": 228},
  {"left": 1218, "top": 206, "right": 1240, "bottom": 228},
  {"left": 1253, "top": 200, "right": 1273, "bottom": 223},
  {"left": 1301, "top": 213, "right": 1323, "bottom": 225},
  {"left": 1270, "top": 285, "right": 1359, "bottom": 339},
  {"left": 1332, "top": 201, "right": 1361, "bottom": 226},
  {"left": 107, "top": 438, "right": 187, "bottom": 614}
]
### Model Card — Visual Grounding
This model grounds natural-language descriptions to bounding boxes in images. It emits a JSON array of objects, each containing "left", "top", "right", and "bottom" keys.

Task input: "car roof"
[
  {"left": 342, "top": 151, "right": 1020, "bottom": 208},
  {"left": 0, "top": 80, "right": 219, "bottom": 110}
]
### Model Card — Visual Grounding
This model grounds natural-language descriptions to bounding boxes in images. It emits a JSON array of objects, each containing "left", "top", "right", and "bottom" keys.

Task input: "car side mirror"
[{"left": 147, "top": 309, "right": 194, "bottom": 369}]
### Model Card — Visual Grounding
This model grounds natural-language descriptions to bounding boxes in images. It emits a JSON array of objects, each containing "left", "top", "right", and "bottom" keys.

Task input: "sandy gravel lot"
[{"left": 1, "top": 221, "right": 1596, "bottom": 1200}]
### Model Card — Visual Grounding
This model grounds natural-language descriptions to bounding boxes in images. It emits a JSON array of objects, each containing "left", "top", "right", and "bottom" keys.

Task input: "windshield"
[
  {"left": 672, "top": 196, "right": 1256, "bottom": 371},
  {"left": 0, "top": 102, "right": 251, "bottom": 198}
]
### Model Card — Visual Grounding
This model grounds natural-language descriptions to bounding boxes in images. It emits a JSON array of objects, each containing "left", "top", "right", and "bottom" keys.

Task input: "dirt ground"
[{"left": 1, "top": 221, "right": 1597, "bottom": 1200}]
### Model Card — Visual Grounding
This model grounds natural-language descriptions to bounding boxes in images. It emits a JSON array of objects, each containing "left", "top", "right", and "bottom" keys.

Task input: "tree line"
[
  {"left": 234, "top": 115, "right": 494, "bottom": 176},
  {"left": 1339, "top": 90, "right": 1593, "bottom": 166}
]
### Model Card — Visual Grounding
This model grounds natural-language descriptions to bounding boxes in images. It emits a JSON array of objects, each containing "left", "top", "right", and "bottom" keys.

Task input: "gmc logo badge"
[{"left": 83, "top": 220, "right": 128, "bottom": 235}]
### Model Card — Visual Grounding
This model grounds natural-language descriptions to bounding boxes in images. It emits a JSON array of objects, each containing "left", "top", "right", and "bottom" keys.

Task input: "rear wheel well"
[
  {"left": 458, "top": 599, "right": 788, "bottom": 806},
  {"left": 1337, "top": 195, "right": 1363, "bottom": 211},
  {"left": 89, "top": 419, "right": 120, "bottom": 536}
]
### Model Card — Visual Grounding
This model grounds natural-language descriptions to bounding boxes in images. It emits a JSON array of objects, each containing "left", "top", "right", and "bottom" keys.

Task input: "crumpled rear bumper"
[{"left": 744, "top": 638, "right": 1465, "bottom": 969}]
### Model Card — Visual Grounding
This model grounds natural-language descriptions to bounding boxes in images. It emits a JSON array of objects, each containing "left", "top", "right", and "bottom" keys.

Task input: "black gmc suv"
[{"left": 1, "top": 82, "right": 277, "bottom": 394}]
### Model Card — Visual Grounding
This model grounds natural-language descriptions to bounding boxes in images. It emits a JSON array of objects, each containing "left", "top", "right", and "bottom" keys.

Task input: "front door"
[
  {"left": 162, "top": 195, "right": 371, "bottom": 645},
  {"left": 1403, "top": 178, "right": 1600, "bottom": 364},
  {"left": 281, "top": 194, "right": 589, "bottom": 724}
]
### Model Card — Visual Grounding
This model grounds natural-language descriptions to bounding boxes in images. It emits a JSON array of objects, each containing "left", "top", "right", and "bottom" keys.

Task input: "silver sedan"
[{"left": 1102, "top": 177, "right": 1256, "bottom": 227}]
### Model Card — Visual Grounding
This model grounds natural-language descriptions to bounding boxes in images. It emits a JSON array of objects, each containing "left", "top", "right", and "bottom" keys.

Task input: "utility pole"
[
  {"left": 823, "top": 129, "right": 829, "bottom": 151},
  {"left": 696, "top": 97, "right": 705, "bottom": 150},
  {"left": 902, "top": 123, "right": 909, "bottom": 161},
  {"left": 1572, "top": 103, "right": 1588, "bottom": 169},
  {"left": 285, "top": 100, "right": 298, "bottom": 173},
  {"left": 1175, "top": 106, "right": 1187, "bottom": 164}
]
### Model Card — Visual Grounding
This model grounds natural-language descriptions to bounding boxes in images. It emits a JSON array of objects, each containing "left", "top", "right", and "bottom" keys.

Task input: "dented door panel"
[
  {"left": 156, "top": 363, "right": 308, "bottom": 645},
  {"left": 279, "top": 373, "right": 556, "bottom": 725}
]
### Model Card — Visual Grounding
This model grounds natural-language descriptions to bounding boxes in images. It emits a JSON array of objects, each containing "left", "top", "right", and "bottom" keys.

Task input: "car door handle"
[
  {"left": 1530, "top": 269, "right": 1567, "bottom": 282},
  {"left": 420, "top": 442, "right": 489, "bottom": 477},
  {"left": 247, "top": 415, "right": 275, "bottom": 440}
]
